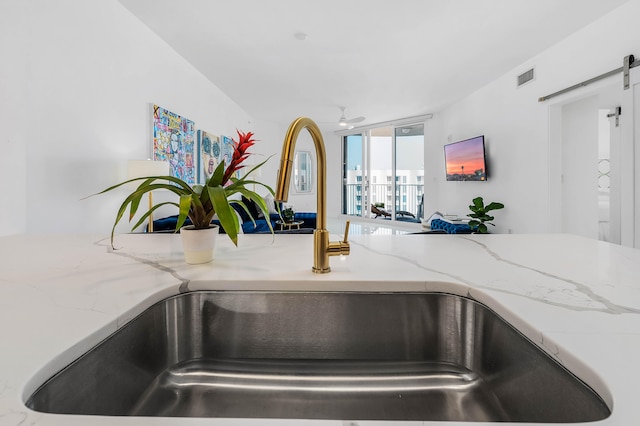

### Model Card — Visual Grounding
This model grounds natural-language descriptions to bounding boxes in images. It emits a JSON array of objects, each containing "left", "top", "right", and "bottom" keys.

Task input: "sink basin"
[{"left": 26, "top": 291, "right": 610, "bottom": 422}]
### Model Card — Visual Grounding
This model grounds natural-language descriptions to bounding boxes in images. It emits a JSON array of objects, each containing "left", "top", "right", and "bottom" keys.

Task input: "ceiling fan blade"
[
  {"left": 345, "top": 116, "right": 365, "bottom": 124},
  {"left": 337, "top": 107, "right": 365, "bottom": 126}
]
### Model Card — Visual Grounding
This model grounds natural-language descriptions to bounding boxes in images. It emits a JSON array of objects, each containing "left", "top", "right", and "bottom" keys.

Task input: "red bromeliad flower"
[{"left": 222, "top": 130, "right": 256, "bottom": 185}]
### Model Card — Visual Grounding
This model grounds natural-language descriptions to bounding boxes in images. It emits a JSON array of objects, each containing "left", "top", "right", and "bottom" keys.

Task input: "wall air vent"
[{"left": 517, "top": 68, "right": 535, "bottom": 87}]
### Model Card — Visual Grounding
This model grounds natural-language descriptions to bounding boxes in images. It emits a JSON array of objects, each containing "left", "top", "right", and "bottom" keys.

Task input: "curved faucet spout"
[
  {"left": 275, "top": 117, "right": 349, "bottom": 273},
  {"left": 275, "top": 117, "right": 326, "bottom": 229}
]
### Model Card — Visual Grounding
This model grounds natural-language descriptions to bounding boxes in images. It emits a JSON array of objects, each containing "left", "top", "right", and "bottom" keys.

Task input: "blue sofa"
[
  {"left": 241, "top": 212, "right": 317, "bottom": 233},
  {"left": 429, "top": 218, "right": 472, "bottom": 234},
  {"left": 150, "top": 197, "right": 317, "bottom": 234}
]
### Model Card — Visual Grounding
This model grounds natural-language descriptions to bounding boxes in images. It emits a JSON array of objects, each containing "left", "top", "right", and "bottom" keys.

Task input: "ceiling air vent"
[{"left": 517, "top": 68, "right": 535, "bottom": 87}]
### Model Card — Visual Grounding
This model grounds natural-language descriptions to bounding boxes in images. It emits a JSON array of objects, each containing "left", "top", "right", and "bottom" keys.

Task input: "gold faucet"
[{"left": 275, "top": 117, "right": 350, "bottom": 273}]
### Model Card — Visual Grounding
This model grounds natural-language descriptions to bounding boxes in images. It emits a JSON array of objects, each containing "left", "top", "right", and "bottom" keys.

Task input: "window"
[
  {"left": 394, "top": 125, "right": 424, "bottom": 218},
  {"left": 342, "top": 134, "right": 363, "bottom": 216},
  {"left": 342, "top": 120, "right": 425, "bottom": 222}
]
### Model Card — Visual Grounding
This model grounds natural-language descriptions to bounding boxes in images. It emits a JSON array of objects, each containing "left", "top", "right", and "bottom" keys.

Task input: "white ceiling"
[{"left": 118, "top": 0, "right": 628, "bottom": 130}]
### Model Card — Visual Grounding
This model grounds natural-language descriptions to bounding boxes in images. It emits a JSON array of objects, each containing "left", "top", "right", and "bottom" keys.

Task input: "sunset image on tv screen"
[{"left": 445, "top": 136, "right": 486, "bottom": 181}]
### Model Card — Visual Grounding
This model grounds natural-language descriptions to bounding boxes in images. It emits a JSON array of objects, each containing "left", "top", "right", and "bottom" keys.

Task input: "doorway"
[{"left": 550, "top": 82, "right": 622, "bottom": 244}]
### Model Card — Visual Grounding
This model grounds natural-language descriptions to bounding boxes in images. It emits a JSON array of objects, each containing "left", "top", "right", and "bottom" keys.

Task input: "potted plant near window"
[
  {"left": 467, "top": 196, "right": 505, "bottom": 233},
  {"left": 91, "top": 130, "right": 274, "bottom": 264}
]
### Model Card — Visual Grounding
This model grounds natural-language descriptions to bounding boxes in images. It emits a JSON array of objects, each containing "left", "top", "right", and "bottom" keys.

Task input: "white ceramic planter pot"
[{"left": 180, "top": 225, "right": 219, "bottom": 264}]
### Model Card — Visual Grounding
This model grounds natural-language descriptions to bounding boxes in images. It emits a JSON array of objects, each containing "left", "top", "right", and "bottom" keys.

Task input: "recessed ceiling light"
[{"left": 293, "top": 32, "right": 308, "bottom": 41}]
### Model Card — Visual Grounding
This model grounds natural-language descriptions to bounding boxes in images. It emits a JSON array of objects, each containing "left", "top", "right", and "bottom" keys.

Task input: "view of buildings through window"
[{"left": 343, "top": 124, "right": 424, "bottom": 222}]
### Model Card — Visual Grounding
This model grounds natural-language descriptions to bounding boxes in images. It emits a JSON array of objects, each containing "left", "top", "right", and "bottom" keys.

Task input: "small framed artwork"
[
  {"left": 152, "top": 104, "right": 196, "bottom": 184},
  {"left": 197, "top": 130, "right": 220, "bottom": 183},
  {"left": 220, "top": 135, "right": 234, "bottom": 169}
]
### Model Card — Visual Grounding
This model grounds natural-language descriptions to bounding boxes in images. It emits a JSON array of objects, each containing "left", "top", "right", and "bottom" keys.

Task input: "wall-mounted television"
[{"left": 444, "top": 135, "right": 487, "bottom": 181}]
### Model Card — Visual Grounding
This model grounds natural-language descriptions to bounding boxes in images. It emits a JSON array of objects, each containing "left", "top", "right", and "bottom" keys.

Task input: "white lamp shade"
[{"left": 244, "top": 164, "right": 262, "bottom": 179}]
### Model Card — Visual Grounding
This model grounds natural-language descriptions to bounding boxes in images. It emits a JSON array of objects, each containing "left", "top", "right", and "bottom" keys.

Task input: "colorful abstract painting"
[
  {"left": 152, "top": 104, "right": 196, "bottom": 184},
  {"left": 197, "top": 130, "right": 220, "bottom": 183},
  {"left": 220, "top": 135, "right": 234, "bottom": 170}
]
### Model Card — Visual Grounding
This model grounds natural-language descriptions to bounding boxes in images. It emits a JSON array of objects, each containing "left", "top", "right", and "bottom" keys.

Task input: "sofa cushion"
[
  {"left": 241, "top": 219, "right": 273, "bottom": 234},
  {"left": 430, "top": 218, "right": 472, "bottom": 234},
  {"left": 150, "top": 215, "right": 229, "bottom": 234},
  {"left": 231, "top": 202, "right": 252, "bottom": 223},
  {"left": 263, "top": 193, "right": 281, "bottom": 215},
  {"left": 243, "top": 196, "right": 264, "bottom": 219}
]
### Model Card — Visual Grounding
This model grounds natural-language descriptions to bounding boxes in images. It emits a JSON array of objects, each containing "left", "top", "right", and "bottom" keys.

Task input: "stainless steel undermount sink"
[{"left": 26, "top": 291, "right": 610, "bottom": 422}]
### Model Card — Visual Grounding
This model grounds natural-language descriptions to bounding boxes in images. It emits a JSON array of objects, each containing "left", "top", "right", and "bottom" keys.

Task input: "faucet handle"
[
  {"left": 327, "top": 221, "right": 351, "bottom": 258},
  {"left": 337, "top": 221, "right": 351, "bottom": 256},
  {"left": 343, "top": 220, "right": 350, "bottom": 243}
]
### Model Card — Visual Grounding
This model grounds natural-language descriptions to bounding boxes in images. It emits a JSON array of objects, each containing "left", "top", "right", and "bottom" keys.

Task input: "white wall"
[
  {"left": 247, "top": 119, "right": 285, "bottom": 194},
  {"left": 424, "top": 0, "right": 640, "bottom": 234},
  {"left": 0, "top": 0, "right": 28, "bottom": 235},
  {"left": 1, "top": 0, "right": 254, "bottom": 235}
]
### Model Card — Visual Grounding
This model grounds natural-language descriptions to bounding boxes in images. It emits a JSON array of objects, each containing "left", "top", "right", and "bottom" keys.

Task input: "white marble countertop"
[{"left": 1, "top": 232, "right": 639, "bottom": 425}]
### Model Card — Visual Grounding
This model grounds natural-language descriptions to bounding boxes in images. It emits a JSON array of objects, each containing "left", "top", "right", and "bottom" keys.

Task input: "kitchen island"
[{"left": 1, "top": 232, "right": 639, "bottom": 425}]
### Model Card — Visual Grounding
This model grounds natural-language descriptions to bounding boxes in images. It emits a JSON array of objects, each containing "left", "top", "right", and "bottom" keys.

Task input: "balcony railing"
[{"left": 344, "top": 183, "right": 424, "bottom": 220}]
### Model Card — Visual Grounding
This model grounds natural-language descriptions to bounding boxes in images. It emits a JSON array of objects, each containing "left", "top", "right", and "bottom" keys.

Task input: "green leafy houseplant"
[
  {"left": 467, "top": 196, "right": 505, "bottom": 233},
  {"left": 93, "top": 130, "right": 274, "bottom": 247},
  {"left": 281, "top": 207, "right": 296, "bottom": 223}
]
